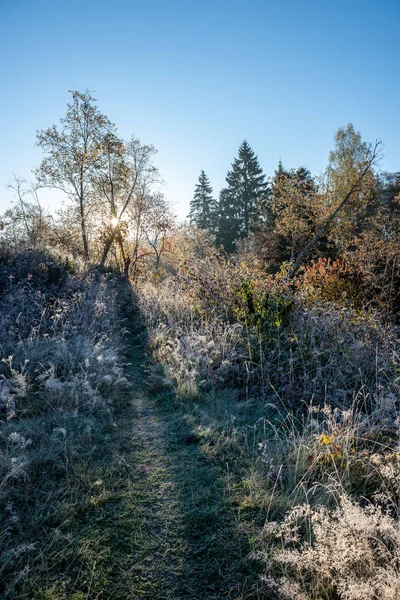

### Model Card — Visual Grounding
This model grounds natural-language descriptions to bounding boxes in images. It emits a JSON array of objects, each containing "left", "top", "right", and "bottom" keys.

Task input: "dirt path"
[{"left": 57, "top": 292, "right": 260, "bottom": 599}]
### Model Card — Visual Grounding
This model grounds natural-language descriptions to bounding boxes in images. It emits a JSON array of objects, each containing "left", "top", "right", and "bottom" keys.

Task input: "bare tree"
[
  {"left": 2, "top": 176, "right": 51, "bottom": 248},
  {"left": 95, "top": 135, "right": 161, "bottom": 270},
  {"left": 140, "top": 193, "right": 175, "bottom": 271}
]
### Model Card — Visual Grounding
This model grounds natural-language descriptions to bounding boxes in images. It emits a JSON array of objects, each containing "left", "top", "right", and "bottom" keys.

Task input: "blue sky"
[{"left": 0, "top": 0, "right": 399, "bottom": 219}]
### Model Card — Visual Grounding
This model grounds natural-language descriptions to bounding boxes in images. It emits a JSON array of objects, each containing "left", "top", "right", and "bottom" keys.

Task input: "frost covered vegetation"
[
  {"left": 0, "top": 249, "right": 129, "bottom": 597},
  {"left": 1, "top": 90, "right": 400, "bottom": 599},
  {"left": 139, "top": 243, "right": 400, "bottom": 600}
]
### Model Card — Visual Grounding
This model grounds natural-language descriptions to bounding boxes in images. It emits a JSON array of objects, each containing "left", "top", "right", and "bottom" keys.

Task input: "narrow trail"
[{"left": 70, "top": 288, "right": 260, "bottom": 600}]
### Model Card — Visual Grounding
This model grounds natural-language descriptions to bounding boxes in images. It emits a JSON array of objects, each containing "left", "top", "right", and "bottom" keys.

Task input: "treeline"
[
  {"left": 1, "top": 90, "right": 399, "bottom": 316},
  {"left": 189, "top": 128, "right": 399, "bottom": 287}
]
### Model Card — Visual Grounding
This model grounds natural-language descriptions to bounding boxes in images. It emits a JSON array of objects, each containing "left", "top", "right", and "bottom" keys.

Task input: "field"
[{"left": 1, "top": 247, "right": 399, "bottom": 599}]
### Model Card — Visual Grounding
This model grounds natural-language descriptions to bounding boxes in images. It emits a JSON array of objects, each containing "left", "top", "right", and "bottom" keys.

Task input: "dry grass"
[
  {"left": 138, "top": 261, "right": 400, "bottom": 600},
  {"left": 2, "top": 245, "right": 400, "bottom": 599}
]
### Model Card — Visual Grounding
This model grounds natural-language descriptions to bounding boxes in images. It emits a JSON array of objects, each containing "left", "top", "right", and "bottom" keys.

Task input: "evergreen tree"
[
  {"left": 215, "top": 188, "right": 241, "bottom": 252},
  {"left": 188, "top": 170, "right": 218, "bottom": 231},
  {"left": 261, "top": 159, "right": 286, "bottom": 229},
  {"left": 217, "top": 140, "right": 269, "bottom": 251}
]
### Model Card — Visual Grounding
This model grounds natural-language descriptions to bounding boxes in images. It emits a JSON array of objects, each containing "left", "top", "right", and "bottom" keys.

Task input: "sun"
[{"left": 111, "top": 217, "right": 119, "bottom": 227}]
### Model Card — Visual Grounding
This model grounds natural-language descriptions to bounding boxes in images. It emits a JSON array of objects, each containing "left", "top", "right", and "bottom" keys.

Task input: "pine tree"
[
  {"left": 188, "top": 170, "right": 218, "bottom": 231},
  {"left": 217, "top": 141, "right": 269, "bottom": 251}
]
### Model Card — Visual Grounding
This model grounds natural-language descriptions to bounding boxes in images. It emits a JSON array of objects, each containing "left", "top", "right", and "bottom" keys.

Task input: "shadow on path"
[{"left": 54, "top": 282, "right": 263, "bottom": 599}]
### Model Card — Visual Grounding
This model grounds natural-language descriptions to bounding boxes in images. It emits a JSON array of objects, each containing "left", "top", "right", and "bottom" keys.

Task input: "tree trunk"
[
  {"left": 81, "top": 213, "right": 89, "bottom": 262},
  {"left": 117, "top": 231, "right": 130, "bottom": 277},
  {"left": 80, "top": 174, "right": 89, "bottom": 261},
  {"left": 100, "top": 230, "right": 117, "bottom": 268}
]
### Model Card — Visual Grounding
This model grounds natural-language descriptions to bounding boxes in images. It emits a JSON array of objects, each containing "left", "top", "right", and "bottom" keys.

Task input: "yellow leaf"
[{"left": 318, "top": 433, "right": 332, "bottom": 445}]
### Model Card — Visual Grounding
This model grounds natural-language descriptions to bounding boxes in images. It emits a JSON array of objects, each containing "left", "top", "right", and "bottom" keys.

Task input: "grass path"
[{"left": 59, "top": 286, "right": 262, "bottom": 600}]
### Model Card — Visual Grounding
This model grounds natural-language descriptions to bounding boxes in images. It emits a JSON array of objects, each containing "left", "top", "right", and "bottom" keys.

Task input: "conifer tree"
[
  {"left": 188, "top": 170, "right": 218, "bottom": 231},
  {"left": 215, "top": 188, "right": 241, "bottom": 252},
  {"left": 217, "top": 141, "right": 269, "bottom": 251}
]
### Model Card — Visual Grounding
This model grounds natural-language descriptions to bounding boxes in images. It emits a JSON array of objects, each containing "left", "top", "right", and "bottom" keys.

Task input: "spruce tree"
[
  {"left": 215, "top": 188, "right": 241, "bottom": 252},
  {"left": 188, "top": 170, "right": 218, "bottom": 231},
  {"left": 217, "top": 141, "right": 269, "bottom": 251}
]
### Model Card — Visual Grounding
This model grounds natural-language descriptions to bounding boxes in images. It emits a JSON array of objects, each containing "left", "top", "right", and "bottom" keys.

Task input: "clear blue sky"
[{"left": 0, "top": 0, "right": 399, "bottom": 219}]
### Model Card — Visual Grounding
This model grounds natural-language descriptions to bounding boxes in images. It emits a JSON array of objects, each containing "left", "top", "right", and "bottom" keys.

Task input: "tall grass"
[{"left": 138, "top": 268, "right": 400, "bottom": 599}]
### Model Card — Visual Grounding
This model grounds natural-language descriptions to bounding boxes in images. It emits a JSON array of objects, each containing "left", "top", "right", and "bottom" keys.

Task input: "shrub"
[
  {"left": 0, "top": 250, "right": 128, "bottom": 597},
  {"left": 299, "top": 258, "right": 371, "bottom": 307},
  {"left": 264, "top": 492, "right": 400, "bottom": 600},
  {"left": 299, "top": 255, "right": 400, "bottom": 321}
]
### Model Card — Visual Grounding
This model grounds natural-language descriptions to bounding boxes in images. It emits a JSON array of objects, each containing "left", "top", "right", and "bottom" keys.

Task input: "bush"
[
  {"left": 299, "top": 255, "right": 400, "bottom": 321},
  {"left": 299, "top": 258, "right": 371, "bottom": 307},
  {"left": 264, "top": 492, "right": 400, "bottom": 600}
]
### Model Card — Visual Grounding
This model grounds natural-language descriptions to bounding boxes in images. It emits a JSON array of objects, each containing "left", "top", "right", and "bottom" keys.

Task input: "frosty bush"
[{"left": 264, "top": 492, "right": 400, "bottom": 600}]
